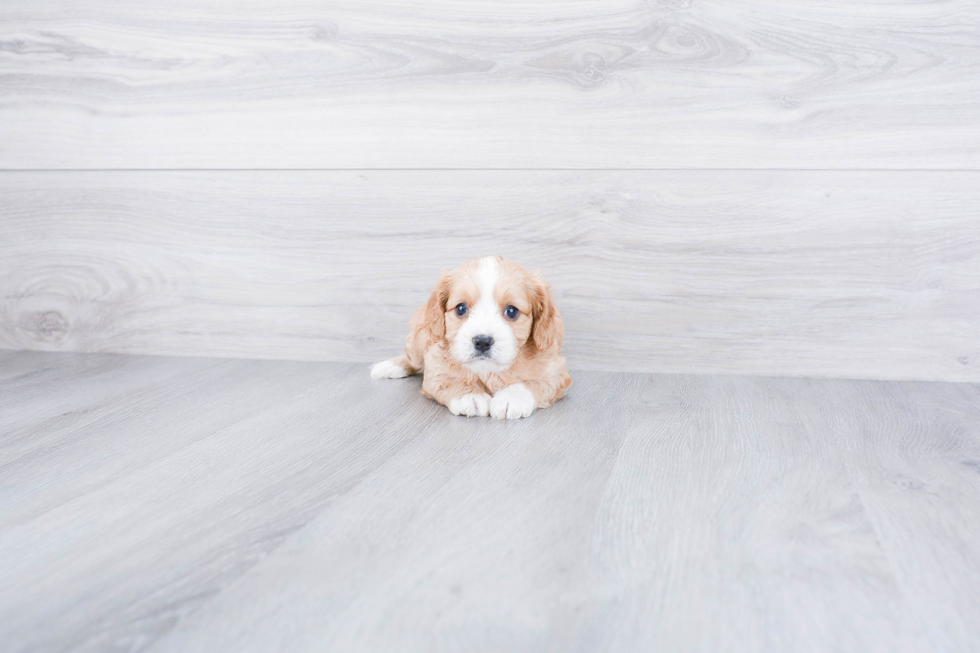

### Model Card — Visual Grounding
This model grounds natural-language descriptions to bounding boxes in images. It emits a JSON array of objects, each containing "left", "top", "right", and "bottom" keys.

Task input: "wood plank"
[
  {"left": 839, "top": 379, "right": 980, "bottom": 651},
  {"left": 1, "top": 0, "right": 978, "bottom": 169},
  {"left": 2, "top": 170, "right": 977, "bottom": 381},
  {"left": 0, "top": 357, "right": 332, "bottom": 520},
  {"left": 150, "top": 368, "right": 649, "bottom": 653},
  {"left": 148, "top": 369, "right": 650, "bottom": 653},
  {"left": 570, "top": 375, "right": 923, "bottom": 651},
  {"left": 555, "top": 376, "right": 980, "bottom": 652},
  {"left": 0, "top": 351, "right": 216, "bottom": 437},
  {"left": 0, "top": 354, "right": 439, "bottom": 652}
]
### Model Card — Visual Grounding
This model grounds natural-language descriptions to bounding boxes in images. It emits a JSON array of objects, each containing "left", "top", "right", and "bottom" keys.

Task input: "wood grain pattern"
[
  {"left": 1, "top": 354, "right": 441, "bottom": 652},
  {"left": 1, "top": 0, "right": 978, "bottom": 169},
  {"left": 1, "top": 170, "right": 977, "bottom": 381},
  {"left": 2, "top": 351, "right": 979, "bottom": 652}
]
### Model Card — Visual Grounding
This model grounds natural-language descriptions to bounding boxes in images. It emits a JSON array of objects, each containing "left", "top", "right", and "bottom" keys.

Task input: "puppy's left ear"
[
  {"left": 419, "top": 271, "right": 452, "bottom": 343},
  {"left": 529, "top": 274, "right": 563, "bottom": 351}
]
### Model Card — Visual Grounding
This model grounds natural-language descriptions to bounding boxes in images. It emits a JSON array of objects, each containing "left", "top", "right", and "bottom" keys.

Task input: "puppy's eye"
[
  {"left": 455, "top": 303, "right": 468, "bottom": 317},
  {"left": 504, "top": 305, "right": 519, "bottom": 320}
]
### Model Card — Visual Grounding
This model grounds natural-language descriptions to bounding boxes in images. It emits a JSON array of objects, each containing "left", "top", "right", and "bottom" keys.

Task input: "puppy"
[{"left": 371, "top": 256, "right": 571, "bottom": 419}]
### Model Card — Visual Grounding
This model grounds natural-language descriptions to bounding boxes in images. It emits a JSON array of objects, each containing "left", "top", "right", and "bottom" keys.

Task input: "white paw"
[
  {"left": 449, "top": 393, "right": 491, "bottom": 417},
  {"left": 371, "top": 359, "right": 408, "bottom": 379},
  {"left": 489, "top": 383, "right": 536, "bottom": 420}
]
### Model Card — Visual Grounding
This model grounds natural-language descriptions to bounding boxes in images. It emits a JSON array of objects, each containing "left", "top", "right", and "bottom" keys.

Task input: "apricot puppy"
[{"left": 371, "top": 256, "right": 571, "bottom": 419}]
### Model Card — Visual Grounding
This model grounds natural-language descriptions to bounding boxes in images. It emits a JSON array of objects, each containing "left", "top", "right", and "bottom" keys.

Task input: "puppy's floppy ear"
[
  {"left": 420, "top": 271, "right": 452, "bottom": 342},
  {"left": 529, "top": 273, "right": 563, "bottom": 351}
]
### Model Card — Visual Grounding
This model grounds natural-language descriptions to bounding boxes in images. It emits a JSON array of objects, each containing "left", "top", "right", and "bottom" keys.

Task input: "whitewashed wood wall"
[{"left": 1, "top": 1, "right": 978, "bottom": 381}]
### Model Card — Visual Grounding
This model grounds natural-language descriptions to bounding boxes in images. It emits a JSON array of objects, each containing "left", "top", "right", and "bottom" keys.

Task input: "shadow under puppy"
[{"left": 371, "top": 256, "right": 572, "bottom": 419}]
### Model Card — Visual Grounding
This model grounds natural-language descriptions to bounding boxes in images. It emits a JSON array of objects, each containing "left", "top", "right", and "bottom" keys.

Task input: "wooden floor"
[{"left": 2, "top": 350, "right": 979, "bottom": 652}]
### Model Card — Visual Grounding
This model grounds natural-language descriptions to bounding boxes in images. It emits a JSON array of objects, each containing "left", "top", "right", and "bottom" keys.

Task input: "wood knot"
[{"left": 34, "top": 310, "right": 69, "bottom": 340}]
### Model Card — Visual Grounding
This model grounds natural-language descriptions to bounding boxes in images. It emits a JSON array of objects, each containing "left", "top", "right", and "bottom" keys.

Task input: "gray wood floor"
[{"left": 2, "top": 350, "right": 979, "bottom": 652}]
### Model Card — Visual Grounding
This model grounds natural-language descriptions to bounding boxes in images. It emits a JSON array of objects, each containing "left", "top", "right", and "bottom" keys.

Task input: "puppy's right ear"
[
  {"left": 420, "top": 271, "right": 451, "bottom": 342},
  {"left": 529, "top": 273, "right": 563, "bottom": 351}
]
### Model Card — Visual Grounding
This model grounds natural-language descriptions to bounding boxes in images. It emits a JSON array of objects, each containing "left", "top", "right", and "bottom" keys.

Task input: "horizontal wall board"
[
  {"left": 0, "top": 169, "right": 978, "bottom": 381},
  {"left": 1, "top": 0, "right": 979, "bottom": 169},
  {"left": 0, "top": 171, "right": 980, "bottom": 381}
]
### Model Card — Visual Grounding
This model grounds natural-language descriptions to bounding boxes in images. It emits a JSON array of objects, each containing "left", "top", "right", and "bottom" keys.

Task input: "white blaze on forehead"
[{"left": 474, "top": 256, "right": 500, "bottom": 314}]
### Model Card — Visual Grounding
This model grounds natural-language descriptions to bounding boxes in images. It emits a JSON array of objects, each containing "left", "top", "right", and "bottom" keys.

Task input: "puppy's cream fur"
[{"left": 371, "top": 256, "right": 571, "bottom": 419}]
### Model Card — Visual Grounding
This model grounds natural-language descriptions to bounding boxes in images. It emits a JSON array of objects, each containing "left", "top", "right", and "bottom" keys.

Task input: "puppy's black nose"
[{"left": 473, "top": 335, "right": 494, "bottom": 353}]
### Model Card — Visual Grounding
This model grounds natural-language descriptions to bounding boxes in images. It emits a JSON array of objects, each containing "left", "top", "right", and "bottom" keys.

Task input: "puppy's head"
[{"left": 421, "top": 256, "right": 562, "bottom": 374}]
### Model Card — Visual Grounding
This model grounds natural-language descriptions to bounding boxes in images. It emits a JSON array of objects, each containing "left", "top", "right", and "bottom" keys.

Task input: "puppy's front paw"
[
  {"left": 371, "top": 359, "right": 408, "bottom": 379},
  {"left": 489, "top": 383, "right": 536, "bottom": 420},
  {"left": 449, "top": 393, "right": 491, "bottom": 417}
]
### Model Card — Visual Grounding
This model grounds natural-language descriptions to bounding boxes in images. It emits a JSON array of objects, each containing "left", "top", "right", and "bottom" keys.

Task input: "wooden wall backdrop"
[
  {"left": 1, "top": 0, "right": 979, "bottom": 169},
  {"left": 2, "top": 171, "right": 977, "bottom": 381},
  {"left": 1, "top": 1, "right": 979, "bottom": 380}
]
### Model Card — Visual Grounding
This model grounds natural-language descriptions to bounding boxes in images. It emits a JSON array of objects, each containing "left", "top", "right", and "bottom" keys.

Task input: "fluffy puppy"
[{"left": 371, "top": 256, "right": 571, "bottom": 419}]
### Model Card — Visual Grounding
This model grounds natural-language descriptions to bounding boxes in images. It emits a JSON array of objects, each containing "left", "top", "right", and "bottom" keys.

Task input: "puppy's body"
[{"left": 371, "top": 256, "right": 571, "bottom": 419}]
